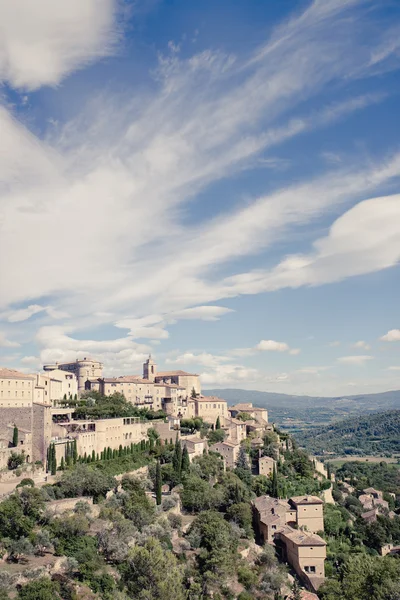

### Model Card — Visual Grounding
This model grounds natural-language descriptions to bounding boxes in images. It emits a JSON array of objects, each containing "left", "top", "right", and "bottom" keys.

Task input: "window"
[
  {"left": 304, "top": 566, "right": 316, "bottom": 573},
  {"left": 272, "top": 525, "right": 276, "bottom": 530}
]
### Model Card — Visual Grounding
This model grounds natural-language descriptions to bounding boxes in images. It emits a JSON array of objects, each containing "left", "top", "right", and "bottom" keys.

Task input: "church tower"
[{"left": 143, "top": 355, "right": 157, "bottom": 382}]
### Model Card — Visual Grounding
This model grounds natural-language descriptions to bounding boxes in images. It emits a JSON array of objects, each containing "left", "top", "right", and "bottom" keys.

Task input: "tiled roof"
[
  {"left": 229, "top": 403, "right": 253, "bottom": 411},
  {"left": 259, "top": 456, "right": 276, "bottom": 463},
  {"left": 196, "top": 395, "right": 227, "bottom": 403},
  {"left": 279, "top": 527, "right": 326, "bottom": 546},
  {"left": 289, "top": 495, "right": 323, "bottom": 505},
  {"left": 363, "top": 487, "right": 380, "bottom": 494},
  {"left": 252, "top": 495, "right": 290, "bottom": 512},
  {"left": 156, "top": 370, "right": 199, "bottom": 377},
  {"left": 0, "top": 368, "right": 35, "bottom": 380}
]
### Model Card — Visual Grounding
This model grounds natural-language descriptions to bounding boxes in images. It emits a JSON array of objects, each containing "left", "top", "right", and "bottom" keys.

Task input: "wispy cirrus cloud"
[{"left": 1, "top": 0, "right": 400, "bottom": 382}]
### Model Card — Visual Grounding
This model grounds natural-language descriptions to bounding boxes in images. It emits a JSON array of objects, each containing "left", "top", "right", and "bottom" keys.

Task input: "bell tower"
[{"left": 143, "top": 355, "right": 157, "bottom": 382}]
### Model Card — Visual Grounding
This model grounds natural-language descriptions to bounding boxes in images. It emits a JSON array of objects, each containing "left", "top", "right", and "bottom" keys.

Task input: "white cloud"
[
  {"left": 230, "top": 339, "right": 300, "bottom": 356},
  {"left": 0, "top": 332, "right": 20, "bottom": 348},
  {"left": 0, "top": 0, "right": 119, "bottom": 90},
  {"left": 329, "top": 341, "right": 341, "bottom": 347},
  {"left": 166, "top": 352, "right": 229, "bottom": 368},
  {"left": 168, "top": 306, "right": 234, "bottom": 322},
  {"left": 20, "top": 355, "right": 41, "bottom": 368},
  {"left": 380, "top": 329, "right": 400, "bottom": 342},
  {"left": 200, "top": 364, "right": 260, "bottom": 386},
  {"left": 8, "top": 304, "right": 45, "bottom": 322},
  {"left": 387, "top": 366, "right": 400, "bottom": 371},
  {"left": 337, "top": 355, "right": 373, "bottom": 366},
  {"left": 1, "top": 0, "right": 400, "bottom": 376},
  {"left": 256, "top": 340, "right": 289, "bottom": 352},
  {"left": 353, "top": 340, "right": 371, "bottom": 350}
]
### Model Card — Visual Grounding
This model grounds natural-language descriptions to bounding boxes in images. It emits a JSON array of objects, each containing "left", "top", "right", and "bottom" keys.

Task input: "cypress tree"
[
  {"left": 92, "top": 450, "right": 96, "bottom": 462},
  {"left": 271, "top": 464, "right": 279, "bottom": 498},
  {"left": 96, "top": 453, "right": 99, "bottom": 462},
  {"left": 149, "top": 437, "right": 154, "bottom": 452},
  {"left": 118, "top": 445, "right": 123, "bottom": 457},
  {"left": 73, "top": 440, "right": 78, "bottom": 464},
  {"left": 326, "top": 462, "right": 332, "bottom": 480},
  {"left": 215, "top": 416, "right": 221, "bottom": 430},
  {"left": 50, "top": 444, "right": 57, "bottom": 476},
  {"left": 181, "top": 446, "right": 190, "bottom": 472},
  {"left": 12, "top": 425, "right": 18, "bottom": 447},
  {"left": 131, "top": 443, "right": 134, "bottom": 454},
  {"left": 155, "top": 460, "right": 162, "bottom": 505},
  {"left": 60, "top": 456, "right": 65, "bottom": 470},
  {"left": 46, "top": 446, "right": 50, "bottom": 473},
  {"left": 83, "top": 452, "right": 87, "bottom": 462},
  {"left": 173, "top": 435, "right": 182, "bottom": 481}
]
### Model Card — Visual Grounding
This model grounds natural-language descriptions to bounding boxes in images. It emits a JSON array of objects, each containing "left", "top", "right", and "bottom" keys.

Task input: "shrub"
[{"left": 16, "top": 479, "right": 35, "bottom": 488}]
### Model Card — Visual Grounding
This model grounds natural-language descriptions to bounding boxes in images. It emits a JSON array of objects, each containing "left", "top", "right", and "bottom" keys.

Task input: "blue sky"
[{"left": 1, "top": 0, "right": 400, "bottom": 396}]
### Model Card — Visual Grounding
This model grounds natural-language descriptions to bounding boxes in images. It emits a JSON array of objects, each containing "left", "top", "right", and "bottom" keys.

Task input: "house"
[
  {"left": 289, "top": 496, "right": 324, "bottom": 534},
  {"left": 212, "top": 440, "right": 240, "bottom": 468},
  {"left": 259, "top": 455, "right": 276, "bottom": 477},
  {"left": 276, "top": 527, "right": 326, "bottom": 592},
  {"left": 252, "top": 496, "right": 297, "bottom": 543},
  {"left": 180, "top": 435, "right": 208, "bottom": 461}
]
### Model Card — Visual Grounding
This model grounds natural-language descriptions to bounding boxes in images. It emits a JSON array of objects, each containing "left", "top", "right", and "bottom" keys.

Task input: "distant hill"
[
  {"left": 204, "top": 388, "right": 400, "bottom": 431},
  {"left": 293, "top": 410, "right": 400, "bottom": 457}
]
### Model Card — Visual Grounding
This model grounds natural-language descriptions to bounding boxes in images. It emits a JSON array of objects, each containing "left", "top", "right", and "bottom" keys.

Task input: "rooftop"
[
  {"left": 196, "top": 395, "right": 227, "bottom": 403},
  {"left": 156, "top": 370, "right": 199, "bottom": 377},
  {"left": 229, "top": 403, "right": 253, "bottom": 411},
  {"left": 289, "top": 495, "right": 324, "bottom": 505},
  {"left": 279, "top": 526, "right": 326, "bottom": 547},
  {"left": 252, "top": 495, "right": 290, "bottom": 512},
  {"left": 0, "top": 368, "right": 35, "bottom": 380}
]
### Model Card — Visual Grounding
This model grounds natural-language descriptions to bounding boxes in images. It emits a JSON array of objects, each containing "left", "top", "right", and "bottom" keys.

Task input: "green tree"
[
  {"left": 59, "top": 456, "right": 65, "bottom": 471},
  {"left": 215, "top": 416, "right": 221, "bottom": 430},
  {"left": 155, "top": 460, "right": 162, "bottom": 505},
  {"left": 12, "top": 425, "right": 18, "bottom": 447},
  {"left": 271, "top": 464, "right": 279, "bottom": 498},
  {"left": 7, "top": 452, "right": 24, "bottom": 470},
  {"left": 236, "top": 446, "right": 249, "bottom": 470},
  {"left": 191, "top": 387, "right": 198, "bottom": 399},
  {"left": 181, "top": 446, "right": 190, "bottom": 473},
  {"left": 188, "top": 510, "right": 238, "bottom": 577},
  {"left": 173, "top": 435, "right": 182, "bottom": 481},
  {"left": 72, "top": 440, "right": 78, "bottom": 464},
  {"left": 120, "top": 537, "right": 185, "bottom": 600},
  {"left": 18, "top": 577, "right": 61, "bottom": 600}
]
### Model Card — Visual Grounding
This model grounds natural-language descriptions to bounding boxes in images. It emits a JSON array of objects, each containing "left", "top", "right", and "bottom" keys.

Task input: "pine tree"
[
  {"left": 271, "top": 463, "right": 279, "bottom": 498},
  {"left": 155, "top": 460, "right": 162, "bottom": 505},
  {"left": 73, "top": 440, "right": 78, "bottom": 464},
  {"left": 327, "top": 462, "right": 332, "bottom": 480},
  {"left": 181, "top": 446, "right": 190, "bottom": 472},
  {"left": 12, "top": 425, "right": 18, "bottom": 447},
  {"left": 173, "top": 435, "right": 182, "bottom": 481},
  {"left": 215, "top": 416, "right": 221, "bottom": 430},
  {"left": 50, "top": 444, "right": 57, "bottom": 476},
  {"left": 236, "top": 446, "right": 249, "bottom": 470}
]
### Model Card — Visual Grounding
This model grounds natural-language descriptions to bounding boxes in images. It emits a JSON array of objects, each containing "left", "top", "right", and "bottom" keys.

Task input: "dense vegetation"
[
  {"left": 1, "top": 421, "right": 399, "bottom": 599},
  {"left": 294, "top": 410, "right": 400, "bottom": 456},
  {"left": 56, "top": 391, "right": 167, "bottom": 421},
  {"left": 332, "top": 461, "right": 400, "bottom": 497}
]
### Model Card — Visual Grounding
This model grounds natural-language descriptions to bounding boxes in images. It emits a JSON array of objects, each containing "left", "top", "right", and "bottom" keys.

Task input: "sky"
[{"left": 0, "top": 0, "right": 400, "bottom": 397}]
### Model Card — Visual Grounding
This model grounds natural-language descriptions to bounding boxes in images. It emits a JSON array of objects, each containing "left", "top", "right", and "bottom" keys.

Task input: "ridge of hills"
[
  {"left": 204, "top": 387, "right": 400, "bottom": 432},
  {"left": 293, "top": 409, "right": 400, "bottom": 457}
]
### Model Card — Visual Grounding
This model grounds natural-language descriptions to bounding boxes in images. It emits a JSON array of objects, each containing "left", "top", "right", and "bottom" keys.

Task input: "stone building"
[
  {"left": 0, "top": 368, "right": 52, "bottom": 463},
  {"left": 180, "top": 435, "right": 208, "bottom": 461},
  {"left": 43, "top": 358, "right": 103, "bottom": 393},
  {"left": 276, "top": 527, "right": 326, "bottom": 591},
  {"left": 259, "top": 455, "right": 276, "bottom": 477},
  {"left": 212, "top": 440, "right": 240, "bottom": 468},
  {"left": 252, "top": 494, "right": 326, "bottom": 592}
]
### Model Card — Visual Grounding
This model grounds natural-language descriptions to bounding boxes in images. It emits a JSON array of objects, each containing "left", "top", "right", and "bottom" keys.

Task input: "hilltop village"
[{"left": 0, "top": 357, "right": 399, "bottom": 599}]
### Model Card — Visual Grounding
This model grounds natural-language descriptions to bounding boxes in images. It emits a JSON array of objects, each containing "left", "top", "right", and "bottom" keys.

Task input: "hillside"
[
  {"left": 205, "top": 388, "right": 400, "bottom": 431},
  {"left": 294, "top": 410, "right": 400, "bottom": 457}
]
